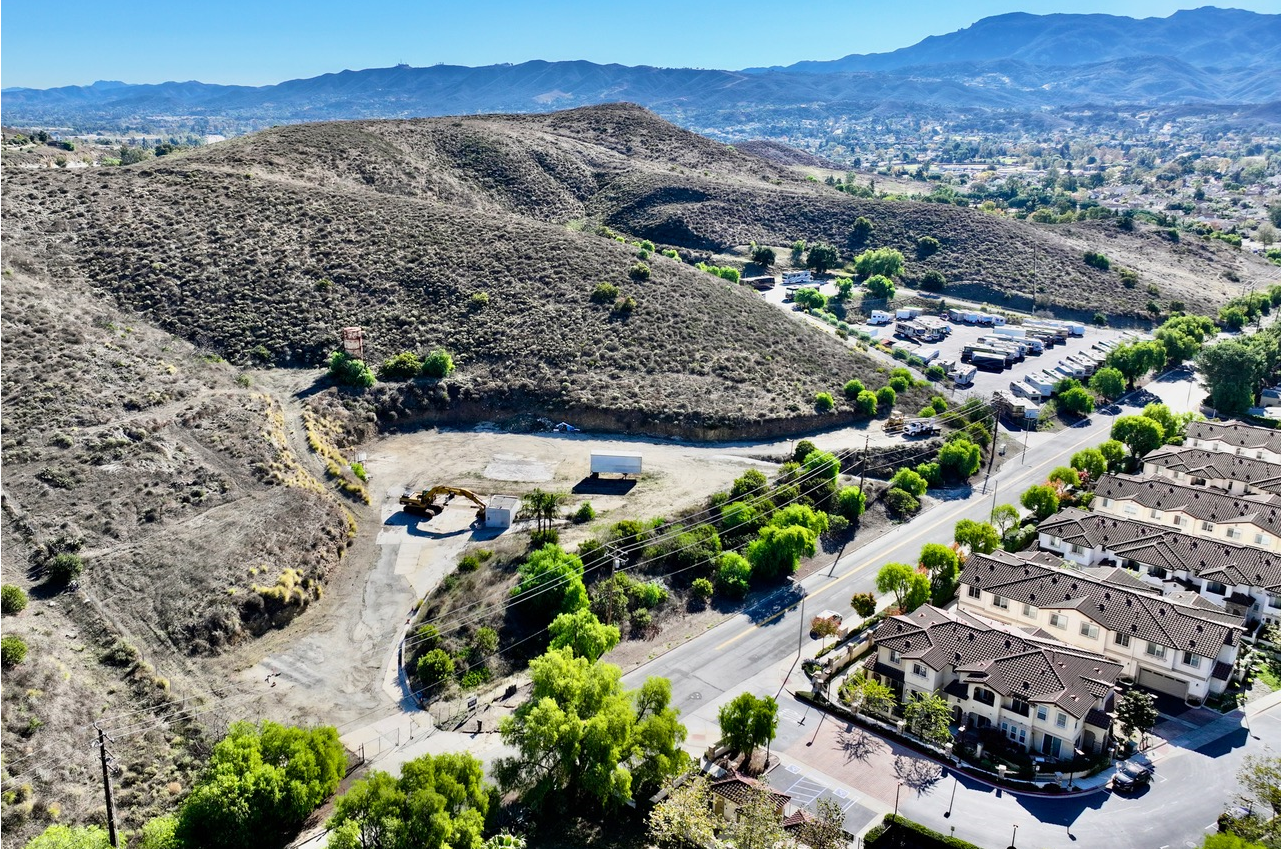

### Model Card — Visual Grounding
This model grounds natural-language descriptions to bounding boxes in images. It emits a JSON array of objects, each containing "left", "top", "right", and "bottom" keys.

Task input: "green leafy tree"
[
  {"left": 519, "top": 488, "right": 568, "bottom": 533},
  {"left": 792, "top": 439, "right": 818, "bottom": 463},
  {"left": 1070, "top": 448, "right": 1107, "bottom": 485},
  {"left": 770, "top": 504, "right": 830, "bottom": 536},
  {"left": 1116, "top": 690, "right": 1158, "bottom": 750},
  {"left": 843, "top": 379, "right": 865, "bottom": 400},
  {"left": 496, "top": 648, "right": 685, "bottom": 811},
  {"left": 648, "top": 774, "right": 717, "bottom": 849},
  {"left": 1098, "top": 439, "right": 1127, "bottom": 473},
  {"left": 730, "top": 469, "right": 769, "bottom": 500},
  {"left": 876, "top": 385, "right": 896, "bottom": 410},
  {"left": 1111, "top": 415, "right": 1166, "bottom": 460},
  {"left": 137, "top": 815, "right": 180, "bottom": 849},
  {"left": 725, "top": 782, "right": 786, "bottom": 849},
  {"left": 746, "top": 524, "right": 817, "bottom": 580},
  {"left": 1021, "top": 484, "right": 1061, "bottom": 521},
  {"left": 715, "top": 552, "right": 754, "bottom": 598},
  {"left": 854, "top": 390, "right": 878, "bottom": 416},
  {"left": 839, "top": 674, "right": 895, "bottom": 718},
  {"left": 954, "top": 519, "right": 1000, "bottom": 554},
  {"left": 875, "top": 562, "right": 929, "bottom": 612},
  {"left": 915, "top": 236, "right": 941, "bottom": 258},
  {"left": 849, "top": 216, "right": 874, "bottom": 247},
  {"left": 750, "top": 244, "right": 776, "bottom": 267},
  {"left": 691, "top": 578, "right": 714, "bottom": 605},
  {"left": 884, "top": 488, "right": 919, "bottom": 516},
  {"left": 2, "top": 584, "right": 28, "bottom": 615},
  {"left": 512, "top": 545, "right": 588, "bottom": 621},
  {"left": 1048, "top": 466, "right": 1081, "bottom": 489},
  {"left": 1141, "top": 402, "right": 1195, "bottom": 444},
  {"left": 854, "top": 247, "right": 905, "bottom": 280},
  {"left": 903, "top": 692, "right": 953, "bottom": 744},
  {"left": 919, "top": 543, "right": 960, "bottom": 598},
  {"left": 890, "top": 468, "right": 927, "bottom": 498},
  {"left": 815, "top": 392, "right": 835, "bottom": 413},
  {"left": 802, "top": 798, "right": 848, "bottom": 849},
  {"left": 864, "top": 274, "right": 896, "bottom": 300},
  {"left": 1059, "top": 386, "right": 1095, "bottom": 416},
  {"left": 23, "top": 826, "right": 112, "bottom": 849},
  {"left": 1105, "top": 341, "right": 1167, "bottom": 388},
  {"left": 327, "top": 351, "right": 376, "bottom": 388},
  {"left": 422, "top": 349, "right": 455, "bottom": 378},
  {"left": 1236, "top": 754, "right": 1281, "bottom": 821},
  {"left": 990, "top": 504, "right": 1019, "bottom": 537},
  {"left": 717, "top": 693, "right": 778, "bottom": 759},
  {"left": 919, "top": 269, "right": 946, "bottom": 292},
  {"left": 938, "top": 438, "right": 982, "bottom": 480},
  {"left": 794, "top": 288, "right": 826, "bottom": 311},
  {"left": 850, "top": 592, "right": 876, "bottom": 618},
  {"left": 417, "top": 649, "right": 455, "bottom": 687},
  {"left": 803, "top": 450, "right": 841, "bottom": 483},
  {"left": 805, "top": 243, "right": 840, "bottom": 273},
  {"left": 1198, "top": 340, "right": 1266, "bottom": 414},
  {"left": 721, "top": 501, "right": 764, "bottom": 538},
  {"left": 176, "top": 722, "right": 345, "bottom": 848},
  {"left": 326, "top": 752, "right": 489, "bottom": 849},
  {"left": 549, "top": 608, "right": 621, "bottom": 662},
  {"left": 836, "top": 486, "right": 867, "bottom": 521},
  {"left": 378, "top": 351, "right": 423, "bottom": 381}
]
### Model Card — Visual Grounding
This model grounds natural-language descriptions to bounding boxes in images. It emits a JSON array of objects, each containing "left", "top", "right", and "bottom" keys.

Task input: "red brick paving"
[{"left": 784, "top": 716, "right": 947, "bottom": 807}]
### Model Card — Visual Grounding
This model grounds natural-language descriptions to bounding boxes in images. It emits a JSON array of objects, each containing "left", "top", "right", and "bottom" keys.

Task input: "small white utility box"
[{"left": 485, "top": 495, "right": 520, "bottom": 529}]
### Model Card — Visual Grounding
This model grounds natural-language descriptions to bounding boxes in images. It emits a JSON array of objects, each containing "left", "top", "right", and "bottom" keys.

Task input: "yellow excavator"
[{"left": 399, "top": 486, "right": 487, "bottom": 522}]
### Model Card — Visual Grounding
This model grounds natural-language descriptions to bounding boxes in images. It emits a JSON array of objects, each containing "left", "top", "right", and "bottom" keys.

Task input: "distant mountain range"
[{"left": 4, "top": 7, "right": 1278, "bottom": 135}]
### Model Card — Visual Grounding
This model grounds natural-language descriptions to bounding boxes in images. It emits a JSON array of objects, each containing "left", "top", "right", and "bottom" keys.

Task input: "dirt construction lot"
[{"left": 229, "top": 420, "right": 912, "bottom": 733}]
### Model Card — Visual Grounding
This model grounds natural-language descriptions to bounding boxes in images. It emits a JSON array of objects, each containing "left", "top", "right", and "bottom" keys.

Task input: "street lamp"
[
  {"left": 1069, "top": 748, "right": 1084, "bottom": 791},
  {"left": 894, "top": 780, "right": 904, "bottom": 819},
  {"left": 774, "top": 577, "right": 807, "bottom": 702},
  {"left": 1008, "top": 823, "right": 1018, "bottom": 849}
]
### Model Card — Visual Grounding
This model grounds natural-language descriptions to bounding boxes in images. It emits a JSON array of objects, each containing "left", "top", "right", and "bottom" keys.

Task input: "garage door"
[{"left": 1138, "top": 668, "right": 1188, "bottom": 698}]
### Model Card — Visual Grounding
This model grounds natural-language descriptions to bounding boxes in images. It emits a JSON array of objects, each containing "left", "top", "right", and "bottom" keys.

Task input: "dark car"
[{"left": 1111, "top": 761, "right": 1153, "bottom": 793}]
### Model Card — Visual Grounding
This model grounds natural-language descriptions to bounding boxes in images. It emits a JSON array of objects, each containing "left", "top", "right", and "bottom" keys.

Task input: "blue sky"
[{"left": 3, "top": 1, "right": 1279, "bottom": 89}]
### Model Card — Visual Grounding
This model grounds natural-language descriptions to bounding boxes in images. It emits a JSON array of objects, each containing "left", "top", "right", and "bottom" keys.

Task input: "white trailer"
[
  {"left": 869, "top": 310, "right": 894, "bottom": 325},
  {"left": 896, "top": 307, "right": 923, "bottom": 320},
  {"left": 590, "top": 452, "right": 643, "bottom": 478},
  {"left": 917, "top": 348, "right": 940, "bottom": 365},
  {"left": 1025, "top": 372, "right": 1057, "bottom": 396},
  {"left": 783, "top": 270, "right": 813, "bottom": 286},
  {"left": 994, "top": 326, "right": 1026, "bottom": 339},
  {"left": 951, "top": 364, "right": 977, "bottom": 386}
]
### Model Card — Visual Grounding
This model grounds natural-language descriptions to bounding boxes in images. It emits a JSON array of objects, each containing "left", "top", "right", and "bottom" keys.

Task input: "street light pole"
[
  {"left": 894, "top": 780, "right": 903, "bottom": 820},
  {"left": 1009, "top": 823, "right": 1018, "bottom": 849}
]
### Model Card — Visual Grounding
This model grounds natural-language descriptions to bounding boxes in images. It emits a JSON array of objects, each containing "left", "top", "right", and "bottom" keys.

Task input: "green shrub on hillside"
[
  {"left": 422, "top": 349, "right": 455, "bottom": 378},
  {"left": 1, "top": 584, "right": 28, "bottom": 615},
  {"left": 378, "top": 351, "right": 423, "bottom": 380},
  {"left": 1, "top": 635, "right": 28, "bottom": 667},
  {"left": 327, "top": 351, "right": 376, "bottom": 388},
  {"left": 591, "top": 282, "right": 620, "bottom": 303}
]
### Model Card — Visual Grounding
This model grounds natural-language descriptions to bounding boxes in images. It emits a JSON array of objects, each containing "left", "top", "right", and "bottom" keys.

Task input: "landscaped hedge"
[{"left": 864, "top": 814, "right": 984, "bottom": 849}]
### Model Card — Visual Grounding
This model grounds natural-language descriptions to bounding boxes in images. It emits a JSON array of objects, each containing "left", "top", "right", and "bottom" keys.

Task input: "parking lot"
[{"left": 845, "top": 314, "right": 1137, "bottom": 403}]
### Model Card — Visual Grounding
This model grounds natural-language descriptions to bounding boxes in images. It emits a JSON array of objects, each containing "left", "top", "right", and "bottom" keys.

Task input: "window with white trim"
[
  {"left": 1049, "top": 613, "right": 1067, "bottom": 629},
  {"left": 1256, "top": 533, "right": 1268, "bottom": 547},
  {"left": 993, "top": 595, "right": 1009, "bottom": 610},
  {"left": 1205, "top": 581, "right": 1227, "bottom": 595},
  {"left": 1150, "top": 508, "right": 1160, "bottom": 520},
  {"left": 1124, "top": 505, "right": 1138, "bottom": 516},
  {"left": 889, "top": 650, "right": 902, "bottom": 663},
  {"left": 968, "top": 585, "right": 982, "bottom": 599},
  {"left": 1146, "top": 642, "right": 1167, "bottom": 659},
  {"left": 1226, "top": 528, "right": 1242, "bottom": 540},
  {"left": 1079, "top": 622, "right": 1099, "bottom": 639},
  {"left": 1182, "top": 651, "right": 1201, "bottom": 669},
  {"left": 1022, "top": 603, "right": 1038, "bottom": 618},
  {"left": 913, "top": 663, "right": 928, "bottom": 678},
  {"left": 1114, "top": 633, "right": 1131, "bottom": 648},
  {"left": 1056, "top": 712, "right": 1068, "bottom": 728},
  {"left": 1202, "top": 520, "right": 1214, "bottom": 532},
  {"left": 1036, "top": 706, "right": 1048, "bottom": 721},
  {"left": 1172, "top": 515, "right": 1185, "bottom": 527}
]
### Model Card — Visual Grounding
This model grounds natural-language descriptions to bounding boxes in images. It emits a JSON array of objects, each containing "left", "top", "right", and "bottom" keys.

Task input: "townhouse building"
[
  {"left": 1092, "top": 473, "right": 1281, "bottom": 554},
  {"left": 957, "top": 550, "right": 1244, "bottom": 702},
  {"left": 1142, "top": 445, "right": 1281, "bottom": 498},
  {"left": 1185, "top": 419, "right": 1281, "bottom": 464},
  {"left": 866, "top": 605, "right": 1122, "bottom": 759},
  {"left": 1039, "top": 506, "right": 1281, "bottom": 627}
]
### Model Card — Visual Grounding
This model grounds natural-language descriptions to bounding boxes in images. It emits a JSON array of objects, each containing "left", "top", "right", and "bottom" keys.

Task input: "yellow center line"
[{"left": 713, "top": 422, "right": 1108, "bottom": 651}]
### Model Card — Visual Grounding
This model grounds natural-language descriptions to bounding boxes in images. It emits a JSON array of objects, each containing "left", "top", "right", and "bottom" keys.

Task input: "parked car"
[{"left": 1111, "top": 761, "right": 1153, "bottom": 793}]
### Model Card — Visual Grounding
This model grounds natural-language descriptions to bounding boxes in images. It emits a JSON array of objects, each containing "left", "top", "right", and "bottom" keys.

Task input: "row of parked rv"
[{"left": 1007, "top": 332, "right": 1148, "bottom": 402}]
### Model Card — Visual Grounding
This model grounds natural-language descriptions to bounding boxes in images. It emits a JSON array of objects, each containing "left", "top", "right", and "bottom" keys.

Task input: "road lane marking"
[{"left": 713, "top": 422, "right": 1110, "bottom": 650}]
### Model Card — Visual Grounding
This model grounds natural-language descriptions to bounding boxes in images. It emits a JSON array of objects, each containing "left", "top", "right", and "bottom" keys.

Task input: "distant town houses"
[
  {"left": 1092, "top": 473, "right": 1281, "bottom": 553},
  {"left": 957, "top": 549, "right": 1243, "bottom": 703},
  {"left": 865, "top": 604, "right": 1122, "bottom": 759},
  {"left": 1186, "top": 419, "right": 1281, "bottom": 463}
]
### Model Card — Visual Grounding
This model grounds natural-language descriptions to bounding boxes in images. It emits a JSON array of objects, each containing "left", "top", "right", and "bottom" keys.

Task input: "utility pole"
[
  {"left": 858, "top": 434, "right": 870, "bottom": 492},
  {"left": 96, "top": 726, "right": 119, "bottom": 848}
]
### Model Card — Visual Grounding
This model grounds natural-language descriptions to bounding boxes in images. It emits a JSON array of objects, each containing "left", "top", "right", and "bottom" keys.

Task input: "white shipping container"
[{"left": 590, "top": 452, "right": 643, "bottom": 478}]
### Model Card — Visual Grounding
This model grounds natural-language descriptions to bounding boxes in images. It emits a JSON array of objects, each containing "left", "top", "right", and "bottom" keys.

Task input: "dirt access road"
[{"left": 224, "top": 410, "right": 913, "bottom": 734}]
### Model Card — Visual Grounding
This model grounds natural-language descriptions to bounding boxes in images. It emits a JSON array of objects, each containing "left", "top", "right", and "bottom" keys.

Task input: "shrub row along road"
[{"left": 619, "top": 368, "right": 1279, "bottom": 849}]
